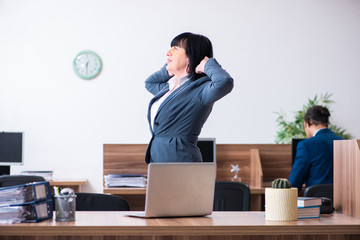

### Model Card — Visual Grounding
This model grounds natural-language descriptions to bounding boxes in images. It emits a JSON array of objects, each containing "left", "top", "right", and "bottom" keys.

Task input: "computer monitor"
[
  {"left": 292, "top": 138, "right": 305, "bottom": 165},
  {"left": 0, "top": 132, "right": 23, "bottom": 175},
  {"left": 197, "top": 138, "right": 216, "bottom": 163}
]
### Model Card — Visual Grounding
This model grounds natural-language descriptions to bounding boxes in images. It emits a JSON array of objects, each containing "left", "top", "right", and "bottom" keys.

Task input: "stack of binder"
[
  {"left": 104, "top": 174, "right": 147, "bottom": 187},
  {"left": 0, "top": 181, "right": 53, "bottom": 223}
]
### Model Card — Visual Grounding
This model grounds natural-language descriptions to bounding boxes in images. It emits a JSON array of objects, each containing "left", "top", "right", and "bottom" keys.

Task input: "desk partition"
[
  {"left": 103, "top": 144, "right": 292, "bottom": 211},
  {"left": 334, "top": 139, "right": 360, "bottom": 217}
]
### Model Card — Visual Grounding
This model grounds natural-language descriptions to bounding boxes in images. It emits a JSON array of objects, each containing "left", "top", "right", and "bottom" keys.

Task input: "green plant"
[
  {"left": 275, "top": 93, "right": 352, "bottom": 144},
  {"left": 272, "top": 178, "right": 292, "bottom": 188}
]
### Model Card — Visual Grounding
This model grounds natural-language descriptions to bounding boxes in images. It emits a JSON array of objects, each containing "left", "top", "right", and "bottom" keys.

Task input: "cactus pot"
[{"left": 265, "top": 188, "right": 298, "bottom": 221}]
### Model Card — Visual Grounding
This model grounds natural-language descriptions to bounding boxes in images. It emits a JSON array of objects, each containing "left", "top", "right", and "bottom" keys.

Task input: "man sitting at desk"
[{"left": 289, "top": 105, "right": 343, "bottom": 191}]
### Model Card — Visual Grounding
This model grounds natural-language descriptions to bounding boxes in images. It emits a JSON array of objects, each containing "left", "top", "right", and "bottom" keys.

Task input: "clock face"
[{"left": 73, "top": 50, "right": 102, "bottom": 79}]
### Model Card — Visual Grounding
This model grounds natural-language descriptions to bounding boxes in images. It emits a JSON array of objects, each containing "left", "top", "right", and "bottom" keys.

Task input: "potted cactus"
[{"left": 265, "top": 178, "right": 298, "bottom": 221}]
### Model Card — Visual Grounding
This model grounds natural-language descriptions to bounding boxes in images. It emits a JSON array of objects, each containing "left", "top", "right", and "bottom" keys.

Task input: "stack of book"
[
  {"left": 297, "top": 197, "right": 322, "bottom": 219},
  {"left": 0, "top": 181, "right": 53, "bottom": 223},
  {"left": 104, "top": 174, "right": 147, "bottom": 187}
]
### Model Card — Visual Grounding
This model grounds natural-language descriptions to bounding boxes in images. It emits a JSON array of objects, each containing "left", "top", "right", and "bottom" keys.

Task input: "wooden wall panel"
[
  {"left": 215, "top": 144, "right": 252, "bottom": 183},
  {"left": 216, "top": 144, "right": 291, "bottom": 184},
  {"left": 103, "top": 144, "right": 148, "bottom": 176},
  {"left": 103, "top": 143, "right": 292, "bottom": 188},
  {"left": 250, "top": 149, "right": 263, "bottom": 188}
]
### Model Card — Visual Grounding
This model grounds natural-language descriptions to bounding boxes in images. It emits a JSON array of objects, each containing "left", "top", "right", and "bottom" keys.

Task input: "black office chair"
[
  {"left": 304, "top": 183, "right": 333, "bottom": 202},
  {"left": 0, "top": 175, "right": 46, "bottom": 187},
  {"left": 75, "top": 193, "right": 130, "bottom": 211},
  {"left": 213, "top": 181, "right": 250, "bottom": 211}
]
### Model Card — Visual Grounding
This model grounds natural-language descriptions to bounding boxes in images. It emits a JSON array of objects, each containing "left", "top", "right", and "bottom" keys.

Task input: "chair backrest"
[
  {"left": 304, "top": 183, "right": 333, "bottom": 202},
  {"left": 213, "top": 181, "right": 250, "bottom": 211},
  {"left": 0, "top": 175, "right": 46, "bottom": 187},
  {"left": 75, "top": 192, "right": 130, "bottom": 211}
]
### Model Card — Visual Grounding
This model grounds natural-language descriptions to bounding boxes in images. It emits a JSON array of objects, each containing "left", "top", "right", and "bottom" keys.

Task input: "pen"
[{"left": 53, "top": 186, "right": 60, "bottom": 196}]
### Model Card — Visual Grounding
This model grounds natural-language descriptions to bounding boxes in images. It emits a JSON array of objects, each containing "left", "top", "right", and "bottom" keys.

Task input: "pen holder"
[{"left": 55, "top": 195, "right": 76, "bottom": 221}]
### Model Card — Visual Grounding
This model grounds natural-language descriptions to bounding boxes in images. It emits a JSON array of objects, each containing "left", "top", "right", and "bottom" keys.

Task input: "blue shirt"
[{"left": 288, "top": 128, "right": 343, "bottom": 191}]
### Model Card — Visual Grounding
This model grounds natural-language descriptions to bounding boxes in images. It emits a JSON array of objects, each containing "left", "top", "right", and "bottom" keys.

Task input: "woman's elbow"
[{"left": 223, "top": 77, "right": 234, "bottom": 94}]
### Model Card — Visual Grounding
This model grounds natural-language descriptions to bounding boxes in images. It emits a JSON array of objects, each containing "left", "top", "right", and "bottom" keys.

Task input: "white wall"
[{"left": 1, "top": 0, "right": 359, "bottom": 193}]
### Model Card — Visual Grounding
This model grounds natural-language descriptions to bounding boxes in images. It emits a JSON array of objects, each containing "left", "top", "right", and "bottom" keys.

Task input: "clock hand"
[{"left": 85, "top": 60, "right": 89, "bottom": 75}]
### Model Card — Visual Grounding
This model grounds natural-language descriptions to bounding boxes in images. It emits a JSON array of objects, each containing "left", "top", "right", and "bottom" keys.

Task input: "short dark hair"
[
  {"left": 304, "top": 105, "right": 331, "bottom": 127},
  {"left": 171, "top": 32, "right": 213, "bottom": 79}
]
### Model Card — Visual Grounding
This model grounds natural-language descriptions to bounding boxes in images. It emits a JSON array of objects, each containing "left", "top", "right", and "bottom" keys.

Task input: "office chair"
[
  {"left": 75, "top": 193, "right": 130, "bottom": 211},
  {"left": 213, "top": 181, "right": 250, "bottom": 211},
  {"left": 0, "top": 175, "right": 46, "bottom": 187},
  {"left": 304, "top": 183, "right": 333, "bottom": 202}
]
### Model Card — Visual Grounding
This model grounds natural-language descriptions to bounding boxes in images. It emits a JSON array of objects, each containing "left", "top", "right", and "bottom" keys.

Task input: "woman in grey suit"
[{"left": 145, "top": 32, "right": 233, "bottom": 163}]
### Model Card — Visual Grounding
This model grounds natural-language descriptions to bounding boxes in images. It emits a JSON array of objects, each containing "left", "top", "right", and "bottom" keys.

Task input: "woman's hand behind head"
[{"left": 195, "top": 57, "right": 209, "bottom": 74}]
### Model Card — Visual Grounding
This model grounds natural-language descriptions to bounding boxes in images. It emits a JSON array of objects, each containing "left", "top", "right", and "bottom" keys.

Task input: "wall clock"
[{"left": 73, "top": 50, "right": 102, "bottom": 79}]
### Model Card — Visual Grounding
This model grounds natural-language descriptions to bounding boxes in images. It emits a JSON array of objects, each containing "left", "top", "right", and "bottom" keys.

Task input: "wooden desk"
[
  {"left": 104, "top": 187, "right": 265, "bottom": 211},
  {"left": 1, "top": 212, "right": 360, "bottom": 240},
  {"left": 49, "top": 179, "right": 87, "bottom": 192}
]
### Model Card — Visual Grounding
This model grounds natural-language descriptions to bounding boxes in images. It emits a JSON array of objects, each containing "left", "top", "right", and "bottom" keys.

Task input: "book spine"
[{"left": 297, "top": 206, "right": 321, "bottom": 219}]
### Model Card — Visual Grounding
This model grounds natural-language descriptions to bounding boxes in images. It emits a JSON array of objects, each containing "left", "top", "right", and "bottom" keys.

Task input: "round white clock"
[{"left": 73, "top": 50, "right": 102, "bottom": 79}]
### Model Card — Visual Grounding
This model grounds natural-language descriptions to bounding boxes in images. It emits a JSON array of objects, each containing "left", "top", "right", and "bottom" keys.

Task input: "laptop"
[{"left": 126, "top": 162, "right": 216, "bottom": 218}]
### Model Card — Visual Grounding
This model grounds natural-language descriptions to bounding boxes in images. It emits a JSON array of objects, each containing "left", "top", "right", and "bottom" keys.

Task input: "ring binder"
[
  {"left": 0, "top": 181, "right": 51, "bottom": 206},
  {"left": 0, "top": 199, "right": 53, "bottom": 223},
  {"left": 0, "top": 181, "right": 53, "bottom": 223}
]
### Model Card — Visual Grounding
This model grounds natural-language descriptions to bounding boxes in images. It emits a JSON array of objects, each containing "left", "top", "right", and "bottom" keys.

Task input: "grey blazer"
[{"left": 145, "top": 58, "right": 233, "bottom": 163}]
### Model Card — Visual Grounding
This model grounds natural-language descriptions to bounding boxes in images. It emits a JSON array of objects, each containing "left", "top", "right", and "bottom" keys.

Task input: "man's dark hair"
[
  {"left": 304, "top": 105, "right": 331, "bottom": 127},
  {"left": 171, "top": 32, "right": 213, "bottom": 79}
]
